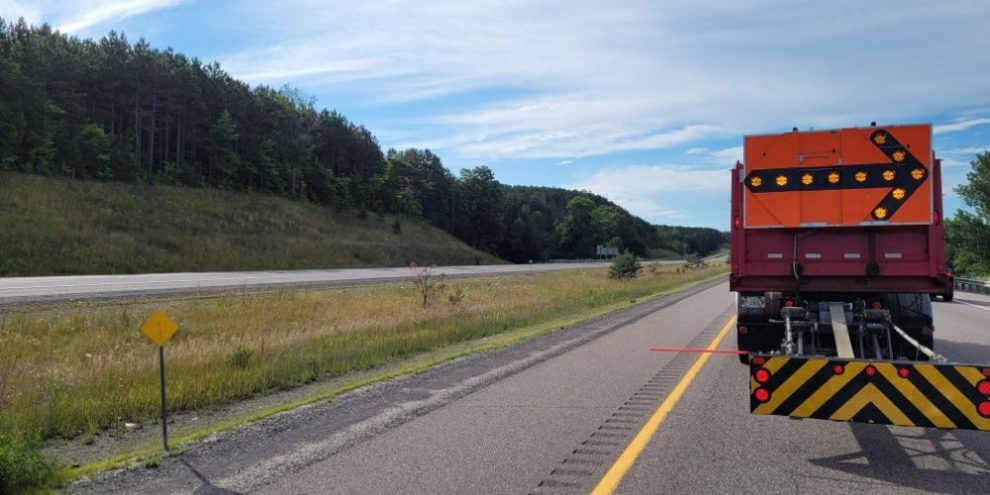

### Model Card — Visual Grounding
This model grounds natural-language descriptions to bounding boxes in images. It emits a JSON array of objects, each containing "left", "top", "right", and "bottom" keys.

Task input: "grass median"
[{"left": 0, "top": 264, "right": 725, "bottom": 450}]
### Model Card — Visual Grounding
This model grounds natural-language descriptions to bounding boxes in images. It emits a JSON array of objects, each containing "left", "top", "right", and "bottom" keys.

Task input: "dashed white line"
[{"left": 956, "top": 300, "right": 990, "bottom": 313}]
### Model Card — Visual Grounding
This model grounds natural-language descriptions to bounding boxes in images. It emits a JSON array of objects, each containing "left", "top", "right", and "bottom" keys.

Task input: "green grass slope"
[{"left": 0, "top": 173, "right": 503, "bottom": 276}]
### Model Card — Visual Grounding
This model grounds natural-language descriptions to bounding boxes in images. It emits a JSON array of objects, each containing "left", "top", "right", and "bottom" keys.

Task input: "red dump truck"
[{"left": 730, "top": 123, "right": 990, "bottom": 431}]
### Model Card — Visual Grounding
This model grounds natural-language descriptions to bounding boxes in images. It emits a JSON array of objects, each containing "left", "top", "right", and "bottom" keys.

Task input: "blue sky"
[{"left": 5, "top": 0, "right": 990, "bottom": 229}]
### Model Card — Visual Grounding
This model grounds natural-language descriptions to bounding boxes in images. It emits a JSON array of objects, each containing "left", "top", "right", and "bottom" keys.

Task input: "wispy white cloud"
[
  {"left": 0, "top": 1, "right": 41, "bottom": 23},
  {"left": 711, "top": 146, "right": 743, "bottom": 164},
  {"left": 938, "top": 144, "right": 990, "bottom": 168},
  {"left": 557, "top": 160, "right": 574, "bottom": 165},
  {"left": 567, "top": 165, "right": 730, "bottom": 224},
  {"left": 448, "top": 123, "right": 723, "bottom": 159},
  {"left": 934, "top": 118, "right": 990, "bottom": 135},
  {"left": 59, "top": 0, "right": 185, "bottom": 33},
  {"left": 681, "top": 145, "right": 742, "bottom": 166},
  {"left": 941, "top": 145, "right": 990, "bottom": 156},
  {"left": 10, "top": 1, "right": 186, "bottom": 34},
  {"left": 216, "top": 0, "right": 990, "bottom": 163}
]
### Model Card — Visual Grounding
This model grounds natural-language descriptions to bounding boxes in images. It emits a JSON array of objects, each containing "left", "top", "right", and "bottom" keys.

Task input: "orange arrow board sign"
[
  {"left": 141, "top": 310, "right": 179, "bottom": 347},
  {"left": 742, "top": 124, "right": 932, "bottom": 228}
]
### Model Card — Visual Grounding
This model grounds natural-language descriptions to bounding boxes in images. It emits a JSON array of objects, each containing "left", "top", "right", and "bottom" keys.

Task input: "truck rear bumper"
[
  {"left": 731, "top": 275, "right": 948, "bottom": 294},
  {"left": 749, "top": 355, "right": 990, "bottom": 431}
]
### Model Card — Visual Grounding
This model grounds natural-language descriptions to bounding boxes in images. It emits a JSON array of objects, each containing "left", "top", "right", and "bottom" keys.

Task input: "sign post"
[{"left": 141, "top": 310, "right": 179, "bottom": 451}]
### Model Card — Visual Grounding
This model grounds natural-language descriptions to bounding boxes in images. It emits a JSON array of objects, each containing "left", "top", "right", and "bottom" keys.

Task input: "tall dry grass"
[{"left": 0, "top": 265, "right": 724, "bottom": 441}]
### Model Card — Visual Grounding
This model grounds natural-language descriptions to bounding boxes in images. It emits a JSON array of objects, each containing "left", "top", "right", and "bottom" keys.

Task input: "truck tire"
[{"left": 942, "top": 284, "right": 954, "bottom": 302}]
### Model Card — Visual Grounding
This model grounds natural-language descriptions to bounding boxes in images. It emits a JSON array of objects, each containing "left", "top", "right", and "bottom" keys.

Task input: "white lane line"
[{"left": 956, "top": 300, "right": 990, "bottom": 313}]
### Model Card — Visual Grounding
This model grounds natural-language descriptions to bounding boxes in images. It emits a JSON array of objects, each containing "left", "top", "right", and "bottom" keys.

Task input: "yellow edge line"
[{"left": 589, "top": 315, "right": 737, "bottom": 495}]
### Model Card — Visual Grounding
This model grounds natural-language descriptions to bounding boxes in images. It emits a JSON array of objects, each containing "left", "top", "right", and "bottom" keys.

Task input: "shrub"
[
  {"left": 609, "top": 251, "right": 641, "bottom": 279},
  {"left": 410, "top": 262, "right": 446, "bottom": 307},
  {"left": 684, "top": 253, "right": 707, "bottom": 270},
  {"left": 447, "top": 287, "right": 465, "bottom": 306},
  {"left": 226, "top": 345, "right": 255, "bottom": 369},
  {"left": 0, "top": 433, "right": 57, "bottom": 494}
]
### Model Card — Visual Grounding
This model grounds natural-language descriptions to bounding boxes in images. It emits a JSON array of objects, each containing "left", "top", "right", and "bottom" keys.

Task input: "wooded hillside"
[{"left": 0, "top": 18, "right": 726, "bottom": 264}]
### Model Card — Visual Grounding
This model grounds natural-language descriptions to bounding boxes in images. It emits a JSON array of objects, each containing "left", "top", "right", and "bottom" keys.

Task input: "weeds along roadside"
[{"left": 0, "top": 264, "right": 725, "bottom": 446}]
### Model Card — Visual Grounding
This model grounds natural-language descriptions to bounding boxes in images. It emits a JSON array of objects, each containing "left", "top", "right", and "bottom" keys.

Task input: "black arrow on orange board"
[{"left": 743, "top": 129, "right": 928, "bottom": 221}]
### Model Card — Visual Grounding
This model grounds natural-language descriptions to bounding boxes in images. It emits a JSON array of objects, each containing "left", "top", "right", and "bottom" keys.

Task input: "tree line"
[
  {"left": 946, "top": 151, "right": 990, "bottom": 277},
  {"left": 0, "top": 19, "right": 726, "bottom": 262}
]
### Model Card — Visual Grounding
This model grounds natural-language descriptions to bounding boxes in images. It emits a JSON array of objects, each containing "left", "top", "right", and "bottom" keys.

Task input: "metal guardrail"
[{"left": 955, "top": 277, "right": 990, "bottom": 294}]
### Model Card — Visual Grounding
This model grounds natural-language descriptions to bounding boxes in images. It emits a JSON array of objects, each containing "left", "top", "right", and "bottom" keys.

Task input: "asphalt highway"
[
  {"left": 0, "top": 262, "right": 619, "bottom": 304},
  {"left": 73, "top": 282, "right": 990, "bottom": 494}
]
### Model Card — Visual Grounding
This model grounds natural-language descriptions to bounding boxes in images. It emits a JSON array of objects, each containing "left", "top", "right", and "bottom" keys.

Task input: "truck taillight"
[
  {"left": 754, "top": 387, "right": 771, "bottom": 403},
  {"left": 865, "top": 365, "right": 877, "bottom": 377},
  {"left": 784, "top": 300, "right": 794, "bottom": 308},
  {"left": 978, "top": 380, "right": 990, "bottom": 396},
  {"left": 979, "top": 402, "right": 990, "bottom": 418},
  {"left": 871, "top": 301, "right": 883, "bottom": 310},
  {"left": 754, "top": 368, "right": 771, "bottom": 384},
  {"left": 734, "top": 216, "right": 741, "bottom": 228},
  {"left": 898, "top": 368, "right": 910, "bottom": 378},
  {"left": 751, "top": 356, "right": 766, "bottom": 366},
  {"left": 833, "top": 364, "right": 845, "bottom": 375}
]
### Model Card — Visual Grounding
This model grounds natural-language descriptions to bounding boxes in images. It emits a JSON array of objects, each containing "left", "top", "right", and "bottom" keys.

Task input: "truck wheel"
[
  {"left": 943, "top": 284, "right": 954, "bottom": 302},
  {"left": 736, "top": 327, "right": 751, "bottom": 365}
]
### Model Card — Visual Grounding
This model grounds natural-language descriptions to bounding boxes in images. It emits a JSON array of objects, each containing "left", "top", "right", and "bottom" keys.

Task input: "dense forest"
[
  {"left": 946, "top": 151, "right": 990, "bottom": 277},
  {"left": 0, "top": 18, "right": 726, "bottom": 262}
]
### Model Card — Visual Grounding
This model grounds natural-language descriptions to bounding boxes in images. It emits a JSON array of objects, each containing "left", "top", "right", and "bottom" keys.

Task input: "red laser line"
[{"left": 649, "top": 348, "right": 747, "bottom": 355}]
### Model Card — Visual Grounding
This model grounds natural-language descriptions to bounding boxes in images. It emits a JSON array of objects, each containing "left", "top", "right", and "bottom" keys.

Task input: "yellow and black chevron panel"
[{"left": 749, "top": 355, "right": 990, "bottom": 431}]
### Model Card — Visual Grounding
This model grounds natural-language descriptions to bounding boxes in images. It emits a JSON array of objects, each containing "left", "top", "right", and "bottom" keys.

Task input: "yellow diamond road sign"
[{"left": 141, "top": 310, "right": 179, "bottom": 347}]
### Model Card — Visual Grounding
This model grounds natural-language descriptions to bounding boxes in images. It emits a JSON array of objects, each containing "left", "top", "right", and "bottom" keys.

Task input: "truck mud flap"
[{"left": 749, "top": 355, "right": 990, "bottom": 431}]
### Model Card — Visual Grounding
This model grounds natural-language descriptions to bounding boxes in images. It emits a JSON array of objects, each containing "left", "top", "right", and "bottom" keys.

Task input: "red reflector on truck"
[
  {"left": 754, "top": 387, "right": 771, "bottom": 403},
  {"left": 978, "top": 380, "right": 990, "bottom": 396},
  {"left": 751, "top": 356, "right": 766, "bottom": 366},
  {"left": 754, "top": 369, "right": 771, "bottom": 384},
  {"left": 979, "top": 402, "right": 990, "bottom": 418},
  {"left": 738, "top": 326, "right": 748, "bottom": 335},
  {"left": 833, "top": 364, "right": 844, "bottom": 375},
  {"left": 865, "top": 365, "right": 877, "bottom": 377},
  {"left": 898, "top": 368, "right": 910, "bottom": 378}
]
